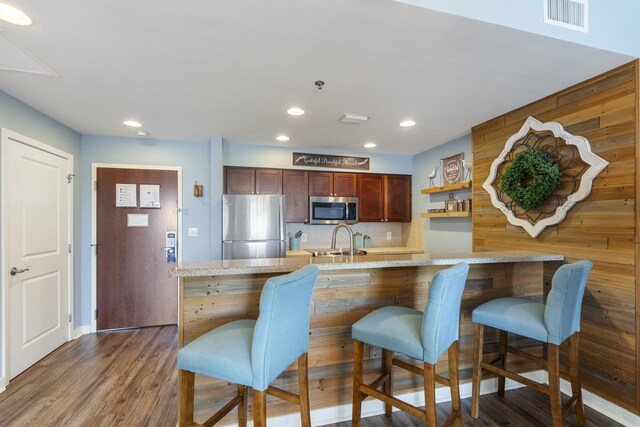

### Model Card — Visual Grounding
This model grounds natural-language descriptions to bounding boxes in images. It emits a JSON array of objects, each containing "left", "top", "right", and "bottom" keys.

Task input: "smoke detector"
[{"left": 339, "top": 113, "right": 369, "bottom": 124}]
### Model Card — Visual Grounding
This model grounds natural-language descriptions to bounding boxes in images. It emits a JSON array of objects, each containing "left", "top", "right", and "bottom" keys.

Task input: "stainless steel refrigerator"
[{"left": 222, "top": 194, "right": 286, "bottom": 260}]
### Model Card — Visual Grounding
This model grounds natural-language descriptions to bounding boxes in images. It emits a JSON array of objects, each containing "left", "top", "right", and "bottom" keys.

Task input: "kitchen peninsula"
[{"left": 171, "top": 251, "right": 563, "bottom": 424}]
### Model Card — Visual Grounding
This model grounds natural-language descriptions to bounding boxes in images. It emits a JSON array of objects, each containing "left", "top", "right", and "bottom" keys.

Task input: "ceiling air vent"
[
  {"left": 339, "top": 113, "right": 369, "bottom": 124},
  {"left": 544, "top": 0, "right": 588, "bottom": 32}
]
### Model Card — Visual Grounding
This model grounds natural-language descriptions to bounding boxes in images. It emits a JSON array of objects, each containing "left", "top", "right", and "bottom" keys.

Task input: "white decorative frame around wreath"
[{"left": 482, "top": 116, "right": 609, "bottom": 238}]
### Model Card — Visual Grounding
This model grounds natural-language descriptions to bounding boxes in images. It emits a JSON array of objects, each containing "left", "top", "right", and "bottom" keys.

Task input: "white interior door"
[{"left": 4, "top": 132, "right": 71, "bottom": 380}]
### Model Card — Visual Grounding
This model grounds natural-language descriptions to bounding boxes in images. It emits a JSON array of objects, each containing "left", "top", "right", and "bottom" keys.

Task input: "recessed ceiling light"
[
  {"left": 136, "top": 131, "right": 149, "bottom": 136},
  {"left": 276, "top": 135, "right": 290, "bottom": 142},
  {"left": 123, "top": 120, "right": 142, "bottom": 128},
  {"left": 0, "top": 3, "right": 33, "bottom": 26},
  {"left": 364, "top": 142, "right": 376, "bottom": 148},
  {"left": 287, "top": 107, "right": 305, "bottom": 116},
  {"left": 399, "top": 120, "right": 416, "bottom": 128}
]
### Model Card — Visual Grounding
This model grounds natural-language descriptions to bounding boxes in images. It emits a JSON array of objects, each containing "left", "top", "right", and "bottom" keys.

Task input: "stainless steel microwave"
[{"left": 309, "top": 196, "right": 358, "bottom": 225}]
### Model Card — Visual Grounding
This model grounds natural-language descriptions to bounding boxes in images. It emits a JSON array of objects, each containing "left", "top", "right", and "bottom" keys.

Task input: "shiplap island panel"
[{"left": 171, "top": 252, "right": 563, "bottom": 424}]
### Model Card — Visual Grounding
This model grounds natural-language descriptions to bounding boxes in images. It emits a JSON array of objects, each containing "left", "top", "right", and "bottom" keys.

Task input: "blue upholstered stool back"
[
  {"left": 421, "top": 262, "right": 470, "bottom": 364},
  {"left": 544, "top": 260, "right": 592, "bottom": 345},
  {"left": 251, "top": 265, "right": 319, "bottom": 391}
]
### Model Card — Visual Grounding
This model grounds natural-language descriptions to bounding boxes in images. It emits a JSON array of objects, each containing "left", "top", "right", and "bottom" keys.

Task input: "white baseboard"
[
  {"left": 219, "top": 370, "right": 639, "bottom": 427},
  {"left": 73, "top": 325, "right": 91, "bottom": 339},
  {"left": 0, "top": 376, "right": 5, "bottom": 395}
]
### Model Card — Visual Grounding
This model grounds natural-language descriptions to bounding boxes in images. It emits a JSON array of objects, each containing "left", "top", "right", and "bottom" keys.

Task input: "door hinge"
[
  {"left": 94, "top": 180, "right": 97, "bottom": 191},
  {"left": 67, "top": 173, "right": 75, "bottom": 184},
  {"left": 94, "top": 309, "right": 98, "bottom": 320},
  {"left": 68, "top": 244, "right": 72, "bottom": 253},
  {"left": 68, "top": 314, "right": 72, "bottom": 323}
]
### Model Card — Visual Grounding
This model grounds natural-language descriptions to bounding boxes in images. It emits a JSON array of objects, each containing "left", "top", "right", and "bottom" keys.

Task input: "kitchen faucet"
[{"left": 331, "top": 223, "right": 354, "bottom": 256}]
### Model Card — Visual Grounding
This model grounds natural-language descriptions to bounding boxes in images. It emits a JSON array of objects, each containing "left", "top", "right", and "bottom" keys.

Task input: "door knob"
[{"left": 10, "top": 267, "right": 29, "bottom": 276}]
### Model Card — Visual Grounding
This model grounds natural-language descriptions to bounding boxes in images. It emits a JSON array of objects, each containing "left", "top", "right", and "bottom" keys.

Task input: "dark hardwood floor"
[
  {"left": 0, "top": 326, "right": 178, "bottom": 426},
  {"left": 0, "top": 326, "right": 625, "bottom": 426},
  {"left": 323, "top": 387, "right": 624, "bottom": 427}
]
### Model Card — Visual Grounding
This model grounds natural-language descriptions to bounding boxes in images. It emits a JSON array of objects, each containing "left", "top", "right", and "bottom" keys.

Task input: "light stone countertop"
[
  {"left": 286, "top": 247, "right": 424, "bottom": 257},
  {"left": 169, "top": 251, "right": 564, "bottom": 278}
]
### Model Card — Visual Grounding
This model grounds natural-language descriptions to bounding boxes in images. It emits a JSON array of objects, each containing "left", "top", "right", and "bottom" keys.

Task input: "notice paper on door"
[
  {"left": 127, "top": 213, "right": 149, "bottom": 227},
  {"left": 116, "top": 183, "right": 137, "bottom": 207},
  {"left": 140, "top": 184, "right": 161, "bottom": 208}
]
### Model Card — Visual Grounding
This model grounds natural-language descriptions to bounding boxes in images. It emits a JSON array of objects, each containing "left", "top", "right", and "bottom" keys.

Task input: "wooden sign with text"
[{"left": 292, "top": 152, "right": 370, "bottom": 170}]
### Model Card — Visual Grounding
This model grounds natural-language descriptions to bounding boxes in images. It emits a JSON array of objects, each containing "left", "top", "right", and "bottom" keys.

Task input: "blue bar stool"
[
  {"left": 471, "top": 260, "right": 592, "bottom": 427},
  {"left": 351, "top": 262, "right": 470, "bottom": 427},
  {"left": 178, "top": 265, "right": 319, "bottom": 427}
]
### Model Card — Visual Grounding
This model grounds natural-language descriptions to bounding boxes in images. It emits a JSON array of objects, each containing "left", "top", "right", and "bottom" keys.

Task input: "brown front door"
[{"left": 96, "top": 167, "right": 178, "bottom": 330}]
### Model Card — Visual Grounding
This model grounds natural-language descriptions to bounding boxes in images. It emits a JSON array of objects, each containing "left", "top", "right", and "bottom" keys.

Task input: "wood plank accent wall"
[{"left": 472, "top": 60, "right": 639, "bottom": 413}]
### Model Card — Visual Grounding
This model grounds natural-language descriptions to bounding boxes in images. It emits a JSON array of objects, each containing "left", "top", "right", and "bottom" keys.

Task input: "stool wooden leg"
[
  {"left": 352, "top": 340, "right": 364, "bottom": 427},
  {"left": 298, "top": 353, "right": 312, "bottom": 427},
  {"left": 238, "top": 385, "right": 248, "bottom": 427},
  {"left": 178, "top": 369, "right": 195, "bottom": 427},
  {"left": 253, "top": 389, "right": 267, "bottom": 427},
  {"left": 423, "top": 362, "right": 437, "bottom": 427},
  {"left": 447, "top": 341, "right": 463, "bottom": 427},
  {"left": 498, "top": 330, "right": 508, "bottom": 397},
  {"left": 384, "top": 349, "right": 394, "bottom": 416},
  {"left": 471, "top": 323, "right": 484, "bottom": 418},
  {"left": 569, "top": 333, "right": 586, "bottom": 426},
  {"left": 548, "top": 344, "right": 563, "bottom": 427}
]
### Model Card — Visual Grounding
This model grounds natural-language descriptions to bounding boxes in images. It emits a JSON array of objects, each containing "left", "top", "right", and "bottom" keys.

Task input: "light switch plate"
[
  {"left": 188, "top": 227, "right": 198, "bottom": 237},
  {"left": 386, "top": 232, "right": 392, "bottom": 240}
]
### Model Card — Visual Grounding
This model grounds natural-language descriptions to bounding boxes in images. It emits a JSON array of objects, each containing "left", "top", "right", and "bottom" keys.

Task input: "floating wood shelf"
[
  {"left": 420, "top": 181, "right": 471, "bottom": 194},
  {"left": 421, "top": 211, "right": 471, "bottom": 218}
]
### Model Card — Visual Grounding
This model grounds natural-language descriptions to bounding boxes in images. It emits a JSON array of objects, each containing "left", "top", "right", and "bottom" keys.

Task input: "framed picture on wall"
[{"left": 441, "top": 153, "right": 463, "bottom": 186}]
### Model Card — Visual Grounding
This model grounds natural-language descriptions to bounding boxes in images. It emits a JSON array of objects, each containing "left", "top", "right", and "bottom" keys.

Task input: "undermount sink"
[{"left": 305, "top": 248, "right": 367, "bottom": 257}]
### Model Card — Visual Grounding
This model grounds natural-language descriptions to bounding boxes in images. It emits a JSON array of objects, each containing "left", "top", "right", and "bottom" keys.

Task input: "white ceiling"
[{"left": 0, "top": 0, "right": 632, "bottom": 155}]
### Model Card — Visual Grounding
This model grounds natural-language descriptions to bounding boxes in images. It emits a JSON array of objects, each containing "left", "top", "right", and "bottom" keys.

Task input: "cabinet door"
[
  {"left": 309, "top": 172, "right": 333, "bottom": 196},
  {"left": 384, "top": 175, "right": 412, "bottom": 222},
  {"left": 283, "top": 170, "right": 309, "bottom": 223},
  {"left": 357, "top": 174, "right": 384, "bottom": 222},
  {"left": 225, "top": 167, "right": 255, "bottom": 194},
  {"left": 255, "top": 169, "right": 283, "bottom": 195},
  {"left": 333, "top": 173, "right": 357, "bottom": 197}
]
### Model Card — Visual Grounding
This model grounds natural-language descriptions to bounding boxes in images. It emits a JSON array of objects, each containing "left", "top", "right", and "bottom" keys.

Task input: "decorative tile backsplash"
[{"left": 285, "top": 220, "right": 424, "bottom": 250}]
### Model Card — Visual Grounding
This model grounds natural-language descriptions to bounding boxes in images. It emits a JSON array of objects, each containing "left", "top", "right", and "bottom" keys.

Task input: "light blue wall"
[
  {"left": 397, "top": 0, "right": 640, "bottom": 57},
  {"left": 223, "top": 142, "right": 413, "bottom": 174},
  {"left": 412, "top": 134, "right": 472, "bottom": 252},
  {"left": 79, "top": 135, "right": 212, "bottom": 325},
  {"left": 0, "top": 91, "right": 81, "bottom": 383},
  {"left": 210, "top": 137, "right": 223, "bottom": 260}
]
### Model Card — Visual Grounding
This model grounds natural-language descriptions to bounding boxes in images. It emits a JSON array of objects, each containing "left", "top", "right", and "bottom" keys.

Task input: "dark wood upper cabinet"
[
  {"left": 357, "top": 174, "right": 384, "bottom": 222},
  {"left": 309, "top": 172, "right": 357, "bottom": 197},
  {"left": 333, "top": 173, "right": 357, "bottom": 197},
  {"left": 282, "top": 170, "right": 308, "bottom": 223},
  {"left": 384, "top": 175, "right": 412, "bottom": 222},
  {"left": 255, "top": 169, "right": 282, "bottom": 195},
  {"left": 225, "top": 167, "right": 255, "bottom": 194},
  {"left": 225, "top": 167, "right": 282, "bottom": 194},
  {"left": 358, "top": 174, "right": 412, "bottom": 222},
  {"left": 226, "top": 166, "right": 410, "bottom": 222},
  {"left": 308, "top": 172, "right": 333, "bottom": 196}
]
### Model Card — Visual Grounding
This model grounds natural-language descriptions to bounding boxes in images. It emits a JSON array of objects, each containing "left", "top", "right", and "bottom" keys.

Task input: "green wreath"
[{"left": 500, "top": 149, "right": 561, "bottom": 211}]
